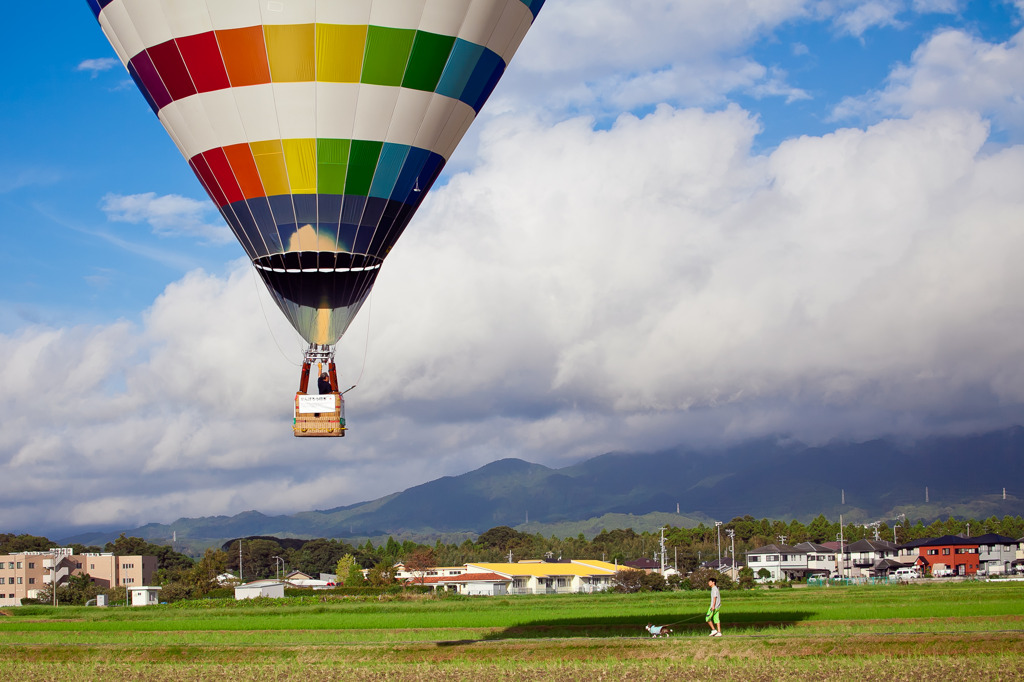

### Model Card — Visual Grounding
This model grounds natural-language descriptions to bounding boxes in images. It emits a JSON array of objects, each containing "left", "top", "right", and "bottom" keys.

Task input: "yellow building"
[{"left": 467, "top": 559, "right": 623, "bottom": 595}]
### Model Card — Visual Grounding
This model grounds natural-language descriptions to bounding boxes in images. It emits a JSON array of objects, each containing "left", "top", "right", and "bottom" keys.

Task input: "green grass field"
[{"left": 2, "top": 582, "right": 1022, "bottom": 680}]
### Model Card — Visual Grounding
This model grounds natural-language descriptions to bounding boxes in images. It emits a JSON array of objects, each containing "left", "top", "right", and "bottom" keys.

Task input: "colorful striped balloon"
[{"left": 89, "top": 0, "right": 544, "bottom": 345}]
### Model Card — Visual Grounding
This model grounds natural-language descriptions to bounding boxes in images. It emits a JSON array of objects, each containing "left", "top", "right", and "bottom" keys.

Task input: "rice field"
[{"left": 1, "top": 581, "right": 1021, "bottom": 680}]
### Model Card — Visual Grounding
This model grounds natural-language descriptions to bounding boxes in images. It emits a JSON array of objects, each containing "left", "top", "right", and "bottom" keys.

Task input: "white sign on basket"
[{"left": 298, "top": 395, "right": 336, "bottom": 414}]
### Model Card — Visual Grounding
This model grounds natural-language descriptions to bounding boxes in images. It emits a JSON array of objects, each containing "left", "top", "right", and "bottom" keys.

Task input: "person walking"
[{"left": 706, "top": 577, "right": 722, "bottom": 636}]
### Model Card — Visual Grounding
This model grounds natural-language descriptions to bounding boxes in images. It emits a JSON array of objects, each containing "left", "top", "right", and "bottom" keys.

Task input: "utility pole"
[
  {"left": 838, "top": 514, "right": 845, "bottom": 579},
  {"left": 659, "top": 527, "right": 666, "bottom": 575},
  {"left": 715, "top": 521, "right": 723, "bottom": 568},
  {"left": 239, "top": 541, "right": 243, "bottom": 583},
  {"left": 726, "top": 529, "right": 735, "bottom": 579}
]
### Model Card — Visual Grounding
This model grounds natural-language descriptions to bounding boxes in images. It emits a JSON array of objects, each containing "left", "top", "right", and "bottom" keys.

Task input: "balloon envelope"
[{"left": 90, "top": 0, "right": 544, "bottom": 344}]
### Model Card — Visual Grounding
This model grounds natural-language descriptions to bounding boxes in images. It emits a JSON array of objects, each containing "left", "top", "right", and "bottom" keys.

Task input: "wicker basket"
[{"left": 293, "top": 393, "right": 346, "bottom": 437}]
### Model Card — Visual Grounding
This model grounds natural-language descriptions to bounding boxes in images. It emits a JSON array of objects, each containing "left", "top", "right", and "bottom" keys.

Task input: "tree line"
[{"left": 4, "top": 512, "right": 1021, "bottom": 604}]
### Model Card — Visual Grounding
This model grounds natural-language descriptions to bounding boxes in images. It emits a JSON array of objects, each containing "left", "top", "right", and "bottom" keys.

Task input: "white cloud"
[
  {"left": 498, "top": 0, "right": 814, "bottom": 114},
  {"left": 5, "top": 103, "right": 1023, "bottom": 534},
  {"left": 100, "top": 192, "right": 233, "bottom": 244},
  {"left": 76, "top": 57, "right": 119, "bottom": 77},
  {"left": 834, "top": 26, "right": 1024, "bottom": 135},
  {"left": 833, "top": 1, "right": 905, "bottom": 37}
]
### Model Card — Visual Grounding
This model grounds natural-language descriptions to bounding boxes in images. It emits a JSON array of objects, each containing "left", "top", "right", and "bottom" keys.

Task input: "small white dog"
[{"left": 645, "top": 623, "right": 672, "bottom": 638}]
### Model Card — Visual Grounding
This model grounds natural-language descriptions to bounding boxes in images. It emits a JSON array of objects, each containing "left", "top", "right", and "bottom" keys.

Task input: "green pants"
[{"left": 706, "top": 607, "right": 720, "bottom": 624}]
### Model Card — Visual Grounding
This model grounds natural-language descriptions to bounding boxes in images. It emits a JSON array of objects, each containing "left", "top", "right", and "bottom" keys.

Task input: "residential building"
[
  {"left": 842, "top": 539, "right": 900, "bottom": 577},
  {"left": 971, "top": 534, "right": 1020, "bottom": 575},
  {"left": 907, "top": 535, "right": 981, "bottom": 576},
  {"left": 744, "top": 544, "right": 810, "bottom": 581},
  {"left": 792, "top": 542, "right": 836, "bottom": 576},
  {"left": 0, "top": 549, "right": 156, "bottom": 606},
  {"left": 700, "top": 556, "right": 741, "bottom": 581}
]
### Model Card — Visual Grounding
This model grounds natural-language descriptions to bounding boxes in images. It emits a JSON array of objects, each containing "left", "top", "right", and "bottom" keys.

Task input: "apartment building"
[{"left": 0, "top": 548, "right": 156, "bottom": 606}]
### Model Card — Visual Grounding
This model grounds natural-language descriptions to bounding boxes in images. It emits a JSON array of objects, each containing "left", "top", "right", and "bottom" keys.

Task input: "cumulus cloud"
[
  {"left": 5, "top": 100, "right": 1024, "bottom": 533},
  {"left": 498, "top": 0, "right": 815, "bottom": 115},
  {"left": 834, "top": 25, "right": 1024, "bottom": 135},
  {"left": 4, "top": 2, "right": 1024, "bottom": 536},
  {"left": 100, "top": 192, "right": 233, "bottom": 244}
]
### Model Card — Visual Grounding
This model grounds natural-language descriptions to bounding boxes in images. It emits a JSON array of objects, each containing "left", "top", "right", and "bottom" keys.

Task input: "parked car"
[{"left": 892, "top": 567, "right": 920, "bottom": 580}]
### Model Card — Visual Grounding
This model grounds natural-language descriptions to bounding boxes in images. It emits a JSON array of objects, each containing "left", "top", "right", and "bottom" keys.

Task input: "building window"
[
  {"left": 76, "top": 562, "right": 82, "bottom": 569},
  {"left": 17, "top": 562, "right": 22, "bottom": 569},
  {"left": 17, "top": 578, "right": 22, "bottom": 584},
  {"left": 749, "top": 556, "right": 760, "bottom": 562},
  {"left": 943, "top": 548, "right": 950, "bottom": 555},
  {"left": 927, "top": 549, "right": 938, "bottom": 555},
  {"left": 28, "top": 578, "right": 34, "bottom": 585},
  {"left": 767, "top": 555, "right": 779, "bottom": 562},
  {"left": 6, "top": 562, "right": 11, "bottom": 569},
  {"left": 28, "top": 562, "right": 34, "bottom": 569},
  {"left": 90, "top": 564, "right": 95, "bottom": 570}
]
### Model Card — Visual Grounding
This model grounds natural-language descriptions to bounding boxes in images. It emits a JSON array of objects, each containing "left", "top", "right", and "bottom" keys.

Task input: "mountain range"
[{"left": 63, "top": 427, "right": 1024, "bottom": 552}]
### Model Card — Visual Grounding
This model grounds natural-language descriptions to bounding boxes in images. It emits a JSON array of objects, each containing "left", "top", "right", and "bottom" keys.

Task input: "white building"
[
  {"left": 129, "top": 586, "right": 161, "bottom": 607},
  {"left": 234, "top": 580, "right": 286, "bottom": 600},
  {"left": 745, "top": 544, "right": 810, "bottom": 581}
]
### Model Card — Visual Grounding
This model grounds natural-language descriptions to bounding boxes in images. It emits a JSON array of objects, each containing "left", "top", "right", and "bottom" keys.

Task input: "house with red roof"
[{"left": 405, "top": 572, "right": 511, "bottom": 596}]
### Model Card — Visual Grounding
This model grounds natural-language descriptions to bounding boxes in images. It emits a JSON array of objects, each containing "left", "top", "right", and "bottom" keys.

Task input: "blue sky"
[{"left": 2, "top": 1, "right": 1024, "bottom": 536}]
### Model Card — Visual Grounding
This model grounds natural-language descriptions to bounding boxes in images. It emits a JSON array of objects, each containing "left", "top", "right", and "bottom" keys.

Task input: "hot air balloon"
[{"left": 89, "top": 0, "right": 544, "bottom": 436}]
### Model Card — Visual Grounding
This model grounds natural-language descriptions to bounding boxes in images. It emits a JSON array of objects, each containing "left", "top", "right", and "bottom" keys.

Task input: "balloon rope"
[
  {"left": 251, "top": 265, "right": 302, "bottom": 367},
  {"left": 352, "top": 289, "right": 373, "bottom": 388}
]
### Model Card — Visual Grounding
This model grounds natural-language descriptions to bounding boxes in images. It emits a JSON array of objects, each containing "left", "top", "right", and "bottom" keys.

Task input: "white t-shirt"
[{"left": 709, "top": 585, "right": 721, "bottom": 609}]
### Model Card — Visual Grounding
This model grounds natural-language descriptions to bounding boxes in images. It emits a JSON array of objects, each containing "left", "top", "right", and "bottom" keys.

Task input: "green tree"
[
  {"left": 367, "top": 562, "right": 396, "bottom": 587},
  {"left": 738, "top": 566, "right": 755, "bottom": 589},
  {"left": 335, "top": 554, "right": 357, "bottom": 584},
  {"left": 104, "top": 534, "right": 151, "bottom": 556},
  {"left": 477, "top": 526, "right": 526, "bottom": 552},
  {"left": 56, "top": 573, "right": 103, "bottom": 606},
  {"left": 806, "top": 514, "right": 834, "bottom": 543},
  {"left": 0, "top": 533, "right": 53, "bottom": 554},
  {"left": 346, "top": 561, "right": 365, "bottom": 587},
  {"left": 688, "top": 567, "right": 733, "bottom": 591}
]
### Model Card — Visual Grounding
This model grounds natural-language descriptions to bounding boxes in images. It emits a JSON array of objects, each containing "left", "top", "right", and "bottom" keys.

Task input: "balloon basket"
[{"left": 293, "top": 392, "right": 346, "bottom": 438}]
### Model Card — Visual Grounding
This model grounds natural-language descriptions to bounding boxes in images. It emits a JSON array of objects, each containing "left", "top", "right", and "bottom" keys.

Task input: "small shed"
[
  {"left": 234, "top": 580, "right": 286, "bottom": 600},
  {"left": 129, "top": 586, "right": 162, "bottom": 607}
]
